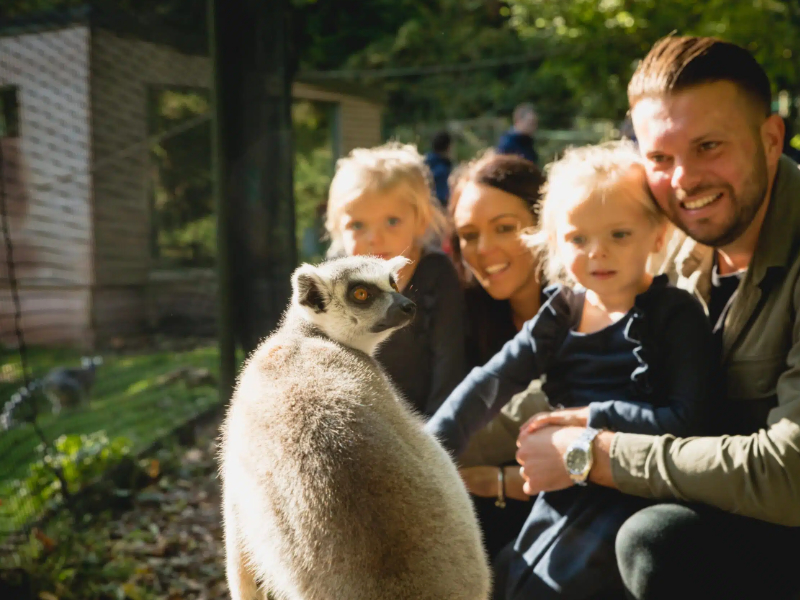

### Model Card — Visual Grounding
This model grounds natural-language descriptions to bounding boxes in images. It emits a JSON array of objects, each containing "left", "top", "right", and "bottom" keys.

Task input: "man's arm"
[
  {"left": 608, "top": 417, "right": 800, "bottom": 526},
  {"left": 519, "top": 419, "right": 800, "bottom": 528},
  {"left": 516, "top": 426, "right": 617, "bottom": 494},
  {"left": 602, "top": 274, "right": 800, "bottom": 526},
  {"left": 589, "top": 431, "right": 616, "bottom": 488}
]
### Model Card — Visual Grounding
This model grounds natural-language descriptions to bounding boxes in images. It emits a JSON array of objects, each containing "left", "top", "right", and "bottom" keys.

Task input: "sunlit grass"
[{"left": 0, "top": 345, "right": 223, "bottom": 533}]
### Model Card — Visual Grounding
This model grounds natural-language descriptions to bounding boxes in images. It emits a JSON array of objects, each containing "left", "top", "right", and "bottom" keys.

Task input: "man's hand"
[
  {"left": 520, "top": 406, "right": 590, "bottom": 434},
  {"left": 516, "top": 426, "right": 617, "bottom": 495},
  {"left": 515, "top": 425, "right": 579, "bottom": 495}
]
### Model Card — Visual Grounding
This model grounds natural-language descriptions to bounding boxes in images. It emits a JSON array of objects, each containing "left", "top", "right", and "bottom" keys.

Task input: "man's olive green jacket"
[{"left": 612, "top": 155, "right": 800, "bottom": 527}]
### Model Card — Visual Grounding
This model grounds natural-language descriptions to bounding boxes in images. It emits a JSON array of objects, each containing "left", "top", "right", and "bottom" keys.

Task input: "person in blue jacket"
[
  {"left": 497, "top": 103, "right": 539, "bottom": 165},
  {"left": 424, "top": 130, "right": 453, "bottom": 206}
]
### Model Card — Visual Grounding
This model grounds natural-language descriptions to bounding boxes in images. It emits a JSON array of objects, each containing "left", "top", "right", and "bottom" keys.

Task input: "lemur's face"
[{"left": 292, "top": 256, "right": 417, "bottom": 355}]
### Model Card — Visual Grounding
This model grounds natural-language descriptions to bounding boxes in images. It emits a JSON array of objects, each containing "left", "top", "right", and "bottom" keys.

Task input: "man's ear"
[
  {"left": 762, "top": 113, "right": 786, "bottom": 168},
  {"left": 292, "top": 264, "right": 327, "bottom": 313}
]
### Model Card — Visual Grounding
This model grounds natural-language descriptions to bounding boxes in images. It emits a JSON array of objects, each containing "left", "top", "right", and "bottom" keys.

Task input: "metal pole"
[
  {"left": 208, "top": 0, "right": 297, "bottom": 376},
  {"left": 208, "top": 0, "right": 236, "bottom": 402}
]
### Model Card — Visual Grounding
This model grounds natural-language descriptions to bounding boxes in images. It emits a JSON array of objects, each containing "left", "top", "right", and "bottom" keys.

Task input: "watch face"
[{"left": 565, "top": 447, "right": 588, "bottom": 475}]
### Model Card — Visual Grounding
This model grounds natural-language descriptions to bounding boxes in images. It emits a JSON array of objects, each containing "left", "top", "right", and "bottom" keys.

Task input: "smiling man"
[{"left": 515, "top": 36, "right": 800, "bottom": 599}]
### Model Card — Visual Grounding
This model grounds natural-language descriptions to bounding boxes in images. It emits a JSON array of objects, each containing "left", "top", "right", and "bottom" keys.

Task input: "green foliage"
[
  {"left": 157, "top": 214, "right": 216, "bottom": 266},
  {"left": 293, "top": 0, "right": 430, "bottom": 71},
  {"left": 293, "top": 100, "right": 334, "bottom": 262},
  {"left": 0, "top": 345, "right": 221, "bottom": 532},
  {"left": 149, "top": 88, "right": 215, "bottom": 267},
  {"left": 296, "top": 0, "right": 800, "bottom": 135},
  {"left": 2, "top": 423, "right": 225, "bottom": 599},
  {"left": 506, "top": 0, "right": 800, "bottom": 120},
  {"left": 0, "top": 433, "right": 132, "bottom": 531},
  {"left": 332, "top": 0, "right": 572, "bottom": 132}
]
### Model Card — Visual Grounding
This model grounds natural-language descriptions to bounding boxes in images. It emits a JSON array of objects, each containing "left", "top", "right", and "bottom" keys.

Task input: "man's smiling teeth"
[
  {"left": 683, "top": 193, "right": 719, "bottom": 210},
  {"left": 485, "top": 263, "right": 509, "bottom": 274}
]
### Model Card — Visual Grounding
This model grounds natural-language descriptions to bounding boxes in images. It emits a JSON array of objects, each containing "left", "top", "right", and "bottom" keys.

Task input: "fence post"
[
  {"left": 208, "top": 0, "right": 236, "bottom": 402},
  {"left": 209, "top": 0, "right": 297, "bottom": 390}
]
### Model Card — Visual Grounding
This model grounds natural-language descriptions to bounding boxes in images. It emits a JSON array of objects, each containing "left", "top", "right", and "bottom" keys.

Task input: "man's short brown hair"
[{"left": 628, "top": 36, "right": 772, "bottom": 117}]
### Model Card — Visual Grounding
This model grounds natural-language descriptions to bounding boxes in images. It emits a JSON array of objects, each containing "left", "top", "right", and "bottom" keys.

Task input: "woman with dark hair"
[{"left": 447, "top": 151, "right": 548, "bottom": 564}]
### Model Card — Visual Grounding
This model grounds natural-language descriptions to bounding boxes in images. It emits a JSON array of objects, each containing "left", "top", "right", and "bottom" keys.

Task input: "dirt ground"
[{"left": 105, "top": 415, "right": 230, "bottom": 600}]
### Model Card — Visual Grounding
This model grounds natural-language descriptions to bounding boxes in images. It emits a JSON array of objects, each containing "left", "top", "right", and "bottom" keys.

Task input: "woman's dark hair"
[
  {"left": 447, "top": 151, "right": 545, "bottom": 366},
  {"left": 448, "top": 150, "right": 544, "bottom": 284}
]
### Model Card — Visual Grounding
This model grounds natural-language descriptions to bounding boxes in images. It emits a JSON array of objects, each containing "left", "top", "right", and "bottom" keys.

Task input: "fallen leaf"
[
  {"left": 148, "top": 459, "right": 160, "bottom": 479},
  {"left": 39, "top": 592, "right": 59, "bottom": 600},
  {"left": 33, "top": 528, "right": 57, "bottom": 552},
  {"left": 121, "top": 582, "right": 143, "bottom": 600}
]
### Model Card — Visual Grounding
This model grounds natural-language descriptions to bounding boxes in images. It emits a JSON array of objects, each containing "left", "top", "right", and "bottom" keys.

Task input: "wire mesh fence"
[
  {"left": 391, "top": 115, "right": 616, "bottom": 167},
  {"left": 0, "top": 2, "right": 623, "bottom": 593},
  {"left": 0, "top": 5, "right": 224, "bottom": 576}
]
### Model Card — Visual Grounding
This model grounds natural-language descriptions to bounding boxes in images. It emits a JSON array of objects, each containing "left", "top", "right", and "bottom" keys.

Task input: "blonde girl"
[
  {"left": 426, "top": 140, "right": 717, "bottom": 599},
  {"left": 325, "top": 142, "right": 466, "bottom": 417}
]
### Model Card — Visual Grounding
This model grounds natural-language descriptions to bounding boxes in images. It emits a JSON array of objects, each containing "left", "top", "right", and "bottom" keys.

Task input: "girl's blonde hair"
[
  {"left": 523, "top": 139, "right": 665, "bottom": 285},
  {"left": 325, "top": 141, "right": 447, "bottom": 257}
]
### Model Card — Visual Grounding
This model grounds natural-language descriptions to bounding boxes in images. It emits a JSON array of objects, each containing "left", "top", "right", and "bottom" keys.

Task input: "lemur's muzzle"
[{"left": 370, "top": 293, "right": 416, "bottom": 332}]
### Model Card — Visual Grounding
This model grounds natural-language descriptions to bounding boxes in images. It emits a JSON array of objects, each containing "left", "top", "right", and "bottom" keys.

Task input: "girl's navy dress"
[{"left": 426, "top": 275, "right": 716, "bottom": 599}]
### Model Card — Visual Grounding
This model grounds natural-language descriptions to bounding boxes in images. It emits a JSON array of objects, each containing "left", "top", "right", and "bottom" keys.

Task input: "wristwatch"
[{"left": 563, "top": 427, "right": 600, "bottom": 486}]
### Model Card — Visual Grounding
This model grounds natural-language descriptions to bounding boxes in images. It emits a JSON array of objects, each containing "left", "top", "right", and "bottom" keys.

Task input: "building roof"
[
  {"left": 0, "top": 4, "right": 206, "bottom": 55},
  {"left": 0, "top": 4, "right": 385, "bottom": 105},
  {"left": 294, "top": 75, "right": 386, "bottom": 106}
]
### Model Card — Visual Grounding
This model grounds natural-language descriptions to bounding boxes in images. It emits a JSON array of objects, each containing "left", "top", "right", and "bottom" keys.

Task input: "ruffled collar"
[{"left": 625, "top": 275, "right": 671, "bottom": 398}]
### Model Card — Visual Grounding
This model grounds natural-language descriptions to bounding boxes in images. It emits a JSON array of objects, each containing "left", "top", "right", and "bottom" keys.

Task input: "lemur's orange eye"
[
  {"left": 389, "top": 278, "right": 399, "bottom": 292},
  {"left": 352, "top": 287, "right": 370, "bottom": 302}
]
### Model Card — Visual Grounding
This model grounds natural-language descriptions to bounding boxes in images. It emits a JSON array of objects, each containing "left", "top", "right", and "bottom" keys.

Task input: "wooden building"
[{"left": 0, "top": 7, "right": 383, "bottom": 348}]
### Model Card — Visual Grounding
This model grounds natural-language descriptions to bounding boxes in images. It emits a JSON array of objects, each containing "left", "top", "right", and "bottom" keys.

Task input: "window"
[
  {"left": 293, "top": 99, "right": 337, "bottom": 262},
  {"left": 147, "top": 86, "right": 213, "bottom": 267},
  {"left": 0, "top": 87, "right": 20, "bottom": 138}
]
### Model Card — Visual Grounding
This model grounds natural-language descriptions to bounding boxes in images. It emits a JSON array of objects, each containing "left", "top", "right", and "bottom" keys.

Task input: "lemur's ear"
[
  {"left": 386, "top": 255, "right": 410, "bottom": 279},
  {"left": 292, "top": 264, "right": 327, "bottom": 313}
]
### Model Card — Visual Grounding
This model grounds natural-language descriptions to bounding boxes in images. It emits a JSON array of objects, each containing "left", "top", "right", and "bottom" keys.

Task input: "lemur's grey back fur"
[
  {"left": 41, "top": 356, "right": 103, "bottom": 413},
  {"left": 219, "top": 256, "right": 490, "bottom": 600}
]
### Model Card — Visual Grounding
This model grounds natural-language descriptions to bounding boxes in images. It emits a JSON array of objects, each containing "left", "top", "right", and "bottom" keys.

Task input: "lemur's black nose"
[{"left": 400, "top": 299, "right": 416, "bottom": 315}]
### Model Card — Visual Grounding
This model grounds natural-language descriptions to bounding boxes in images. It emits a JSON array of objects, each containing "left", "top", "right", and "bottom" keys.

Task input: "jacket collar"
[
  {"left": 748, "top": 155, "right": 800, "bottom": 285},
  {"left": 670, "top": 155, "right": 800, "bottom": 300}
]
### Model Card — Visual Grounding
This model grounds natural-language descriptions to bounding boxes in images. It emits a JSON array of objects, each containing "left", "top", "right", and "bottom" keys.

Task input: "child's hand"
[{"left": 521, "top": 406, "right": 590, "bottom": 433}]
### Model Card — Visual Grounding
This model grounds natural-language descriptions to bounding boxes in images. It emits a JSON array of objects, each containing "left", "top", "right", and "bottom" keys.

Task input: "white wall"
[{"left": 0, "top": 26, "right": 93, "bottom": 347}]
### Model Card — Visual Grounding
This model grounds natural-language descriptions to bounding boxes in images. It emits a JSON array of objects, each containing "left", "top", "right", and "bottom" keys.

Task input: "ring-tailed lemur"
[
  {"left": 40, "top": 356, "right": 103, "bottom": 414},
  {"left": 1, "top": 356, "right": 103, "bottom": 430},
  {"left": 219, "top": 256, "right": 490, "bottom": 600}
]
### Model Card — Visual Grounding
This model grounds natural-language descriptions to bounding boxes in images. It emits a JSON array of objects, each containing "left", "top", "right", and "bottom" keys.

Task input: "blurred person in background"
[
  {"left": 497, "top": 103, "right": 539, "bottom": 166},
  {"left": 425, "top": 129, "right": 454, "bottom": 207}
]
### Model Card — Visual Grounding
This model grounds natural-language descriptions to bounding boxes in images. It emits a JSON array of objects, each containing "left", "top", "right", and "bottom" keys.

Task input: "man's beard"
[{"left": 672, "top": 150, "right": 769, "bottom": 248}]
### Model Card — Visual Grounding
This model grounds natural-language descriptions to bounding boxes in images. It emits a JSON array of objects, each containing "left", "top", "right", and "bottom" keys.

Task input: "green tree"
[
  {"left": 505, "top": 0, "right": 800, "bottom": 120},
  {"left": 297, "top": 0, "right": 577, "bottom": 132}
]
